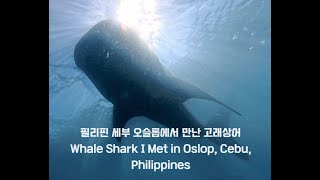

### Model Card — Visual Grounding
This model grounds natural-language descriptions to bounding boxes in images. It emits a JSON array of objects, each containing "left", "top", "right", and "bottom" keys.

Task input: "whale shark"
[{"left": 74, "top": 19, "right": 249, "bottom": 160}]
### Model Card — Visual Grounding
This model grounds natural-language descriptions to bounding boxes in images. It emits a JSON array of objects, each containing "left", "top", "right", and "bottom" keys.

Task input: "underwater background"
[{"left": 49, "top": 0, "right": 271, "bottom": 179}]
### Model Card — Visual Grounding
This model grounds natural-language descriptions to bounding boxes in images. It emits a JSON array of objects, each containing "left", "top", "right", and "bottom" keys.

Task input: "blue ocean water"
[{"left": 49, "top": 0, "right": 271, "bottom": 179}]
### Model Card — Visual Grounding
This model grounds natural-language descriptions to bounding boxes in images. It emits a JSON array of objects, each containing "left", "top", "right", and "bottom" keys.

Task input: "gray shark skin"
[{"left": 74, "top": 20, "right": 249, "bottom": 160}]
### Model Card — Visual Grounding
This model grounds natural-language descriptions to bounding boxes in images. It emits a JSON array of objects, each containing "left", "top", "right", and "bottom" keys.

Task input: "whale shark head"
[
  {"left": 74, "top": 20, "right": 117, "bottom": 72},
  {"left": 74, "top": 19, "right": 157, "bottom": 75}
]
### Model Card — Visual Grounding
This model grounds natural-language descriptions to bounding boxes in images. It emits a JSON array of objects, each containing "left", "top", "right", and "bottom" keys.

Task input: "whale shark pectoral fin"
[
  {"left": 112, "top": 105, "right": 135, "bottom": 143},
  {"left": 170, "top": 77, "right": 242, "bottom": 116}
]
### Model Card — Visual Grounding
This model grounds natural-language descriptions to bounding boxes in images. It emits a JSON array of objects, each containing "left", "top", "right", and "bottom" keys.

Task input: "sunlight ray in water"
[{"left": 116, "top": 0, "right": 162, "bottom": 47}]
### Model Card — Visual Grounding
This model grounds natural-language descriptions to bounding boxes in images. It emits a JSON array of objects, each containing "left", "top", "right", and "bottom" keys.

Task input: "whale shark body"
[{"left": 74, "top": 20, "right": 249, "bottom": 160}]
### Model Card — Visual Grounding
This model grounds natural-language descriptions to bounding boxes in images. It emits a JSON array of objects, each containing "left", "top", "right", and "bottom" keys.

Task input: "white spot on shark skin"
[
  {"left": 260, "top": 40, "right": 266, "bottom": 44},
  {"left": 249, "top": 46, "right": 254, "bottom": 50},
  {"left": 105, "top": 52, "right": 110, "bottom": 59}
]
